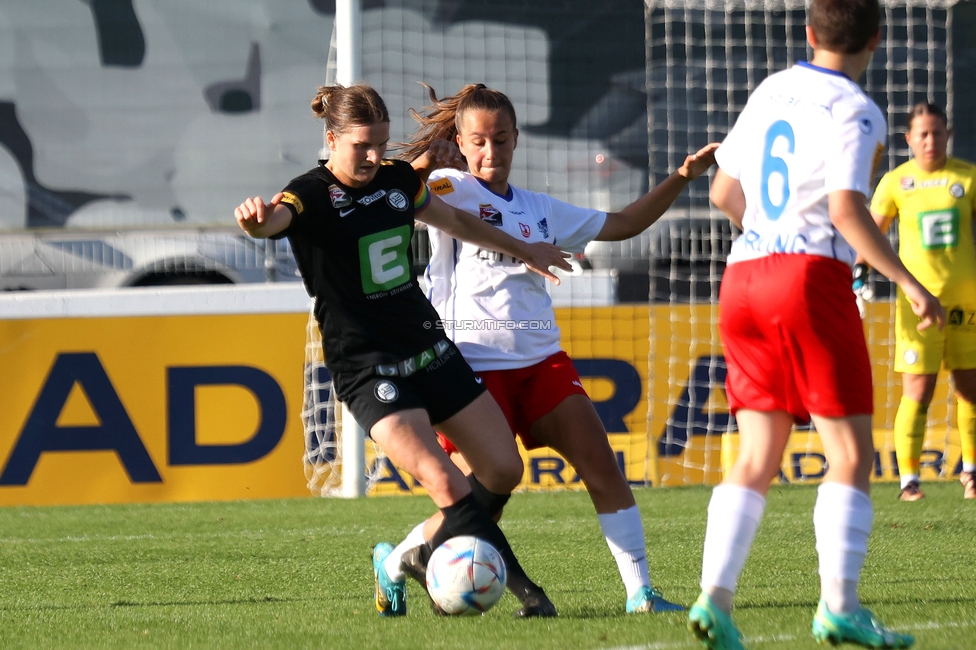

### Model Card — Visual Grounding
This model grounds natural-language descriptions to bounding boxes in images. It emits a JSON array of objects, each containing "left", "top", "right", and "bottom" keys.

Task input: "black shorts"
[{"left": 331, "top": 339, "right": 487, "bottom": 435}]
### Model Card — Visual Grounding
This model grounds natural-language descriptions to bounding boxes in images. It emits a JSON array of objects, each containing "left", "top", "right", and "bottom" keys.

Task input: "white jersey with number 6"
[{"left": 717, "top": 62, "right": 886, "bottom": 268}]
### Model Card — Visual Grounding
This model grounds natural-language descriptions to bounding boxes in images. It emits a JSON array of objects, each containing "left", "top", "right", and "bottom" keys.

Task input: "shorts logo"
[
  {"left": 479, "top": 204, "right": 502, "bottom": 226},
  {"left": 903, "top": 349, "right": 919, "bottom": 366},
  {"left": 374, "top": 380, "right": 399, "bottom": 403},
  {"left": 519, "top": 222, "right": 531, "bottom": 238},
  {"left": 430, "top": 178, "right": 455, "bottom": 195},
  {"left": 387, "top": 189, "right": 409, "bottom": 211},
  {"left": 950, "top": 183, "right": 965, "bottom": 198},
  {"left": 328, "top": 185, "right": 351, "bottom": 208},
  {"left": 281, "top": 191, "right": 304, "bottom": 214},
  {"left": 858, "top": 118, "right": 873, "bottom": 134},
  {"left": 900, "top": 177, "right": 915, "bottom": 191}
]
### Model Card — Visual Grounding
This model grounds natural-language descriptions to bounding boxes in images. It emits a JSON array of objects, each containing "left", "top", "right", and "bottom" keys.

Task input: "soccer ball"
[{"left": 425, "top": 536, "right": 507, "bottom": 615}]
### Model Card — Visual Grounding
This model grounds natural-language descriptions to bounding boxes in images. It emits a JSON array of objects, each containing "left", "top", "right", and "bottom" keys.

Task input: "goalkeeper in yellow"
[{"left": 857, "top": 102, "right": 976, "bottom": 501}]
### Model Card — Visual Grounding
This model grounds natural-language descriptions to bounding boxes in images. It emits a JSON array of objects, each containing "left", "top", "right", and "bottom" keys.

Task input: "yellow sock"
[
  {"left": 958, "top": 398, "right": 976, "bottom": 470},
  {"left": 894, "top": 396, "right": 927, "bottom": 478}
]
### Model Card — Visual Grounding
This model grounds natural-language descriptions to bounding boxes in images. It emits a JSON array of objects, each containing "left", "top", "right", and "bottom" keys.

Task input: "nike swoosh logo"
[{"left": 339, "top": 208, "right": 355, "bottom": 217}]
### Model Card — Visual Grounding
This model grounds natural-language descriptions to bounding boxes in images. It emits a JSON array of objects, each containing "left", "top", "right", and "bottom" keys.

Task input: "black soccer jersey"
[{"left": 277, "top": 159, "right": 443, "bottom": 372}]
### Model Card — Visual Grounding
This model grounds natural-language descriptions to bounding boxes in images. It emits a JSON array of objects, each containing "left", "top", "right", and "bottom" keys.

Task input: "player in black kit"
[{"left": 234, "top": 84, "right": 570, "bottom": 618}]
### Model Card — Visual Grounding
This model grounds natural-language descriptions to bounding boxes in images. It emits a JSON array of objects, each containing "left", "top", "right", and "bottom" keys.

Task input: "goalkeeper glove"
[{"left": 852, "top": 263, "right": 872, "bottom": 298}]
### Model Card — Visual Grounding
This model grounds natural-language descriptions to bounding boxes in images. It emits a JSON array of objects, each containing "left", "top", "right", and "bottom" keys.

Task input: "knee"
[{"left": 480, "top": 455, "right": 523, "bottom": 494}]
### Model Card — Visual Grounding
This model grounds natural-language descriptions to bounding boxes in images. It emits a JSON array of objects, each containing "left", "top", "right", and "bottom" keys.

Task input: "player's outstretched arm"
[
  {"left": 829, "top": 189, "right": 944, "bottom": 331},
  {"left": 235, "top": 193, "right": 292, "bottom": 239},
  {"left": 417, "top": 193, "right": 571, "bottom": 284},
  {"left": 594, "top": 142, "right": 719, "bottom": 241}
]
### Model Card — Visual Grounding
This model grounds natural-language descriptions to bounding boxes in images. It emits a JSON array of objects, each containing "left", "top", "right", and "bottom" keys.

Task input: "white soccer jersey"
[
  {"left": 424, "top": 168, "right": 606, "bottom": 370},
  {"left": 717, "top": 62, "right": 886, "bottom": 267}
]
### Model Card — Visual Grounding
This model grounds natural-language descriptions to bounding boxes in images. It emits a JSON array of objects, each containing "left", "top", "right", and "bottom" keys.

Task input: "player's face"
[
  {"left": 325, "top": 122, "right": 390, "bottom": 188},
  {"left": 455, "top": 109, "right": 518, "bottom": 194},
  {"left": 905, "top": 113, "right": 949, "bottom": 172}
]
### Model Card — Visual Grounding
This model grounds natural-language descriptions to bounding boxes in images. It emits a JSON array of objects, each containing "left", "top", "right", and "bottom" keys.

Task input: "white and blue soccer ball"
[{"left": 425, "top": 536, "right": 507, "bottom": 615}]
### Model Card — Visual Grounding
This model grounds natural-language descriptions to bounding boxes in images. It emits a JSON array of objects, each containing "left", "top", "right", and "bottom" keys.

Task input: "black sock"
[
  {"left": 433, "top": 493, "right": 542, "bottom": 602},
  {"left": 467, "top": 474, "right": 510, "bottom": 517}
]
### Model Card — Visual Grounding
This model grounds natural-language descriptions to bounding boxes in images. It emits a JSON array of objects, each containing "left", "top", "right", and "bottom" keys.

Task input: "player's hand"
[
  {"left": 518, "top": 242, "right": 572, "bottom": 285},
  {"left": 903, "top": 280, "right": 945, "bottom": 332},
  {"left": 235, "top": 193, "right": 282, "bottom": 234},
  {"left": 425, "top": 139, "right": 467, "bottom": 171},
  {"left": 678, "top": 142, "right": 720, "bottom": 180}
]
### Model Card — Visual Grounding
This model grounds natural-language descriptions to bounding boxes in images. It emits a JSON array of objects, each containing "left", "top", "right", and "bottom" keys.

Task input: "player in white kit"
[
  {"left": 378, "top": 82, "right": 717, "bottom": 615},
  {"left": 692, "top": 1, "right": 942, "bottom": 648}
]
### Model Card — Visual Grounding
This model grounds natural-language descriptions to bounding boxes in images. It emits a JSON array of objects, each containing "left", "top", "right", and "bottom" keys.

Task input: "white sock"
[
  {"left": 597, "top": 505, "right": 650, "bottom": 599},
  {"left": 385, "top": 522, "right": 426, "bottom": 583},
  {"left": 814, "top": 482, "right": 872, "bottom": 614},
  {"left": 900, "top": 473, "right": 920, "bottom": 489},
  {"left": 700, "top": 484, "right": 766, "bottom": 597}
]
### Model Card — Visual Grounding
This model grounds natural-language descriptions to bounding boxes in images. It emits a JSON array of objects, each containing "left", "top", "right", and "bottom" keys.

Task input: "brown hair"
[
  {"left": 808, "top": 0, "right": 881, "bottom": 54},
  {"left": 311, "top": 84, "right": 390, "bottom": 135},
  {"left": 907, "top": 102, "right": 948, "bottom": 130},
  {"left": 400, "top": 83, "right": 518, "bottom": 162}
]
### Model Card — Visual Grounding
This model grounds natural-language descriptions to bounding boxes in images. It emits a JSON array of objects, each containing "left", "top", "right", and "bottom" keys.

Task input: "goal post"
[{"left": 644, "top": 0, "right": 967, "bottom": 486}]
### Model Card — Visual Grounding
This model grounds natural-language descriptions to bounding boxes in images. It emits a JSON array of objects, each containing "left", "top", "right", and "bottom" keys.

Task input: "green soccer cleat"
[
  {"left": 626, "top": 585, "right": 685, "bottom": 613},
  {"left": 688, "top": 593, "right": 745, "bottom": 650},
  {"left": 372, "top": 543, "right": 406, "bottom": 617},
  {"left": 812, "top": 600, "right": 914, "bottom": 648}
]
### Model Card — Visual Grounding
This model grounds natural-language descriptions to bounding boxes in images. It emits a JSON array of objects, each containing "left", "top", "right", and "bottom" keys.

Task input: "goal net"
[{"left": 646, "top": 0, "right": 968, "bottom": 486}]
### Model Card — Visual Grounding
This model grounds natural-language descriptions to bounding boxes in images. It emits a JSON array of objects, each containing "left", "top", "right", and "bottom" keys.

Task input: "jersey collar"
[
  {"left": 475, "top": 176, "right": 514, "bottom": 201},
  {"left": 796, "top": 60, "right": 852, "bottom": 81}
]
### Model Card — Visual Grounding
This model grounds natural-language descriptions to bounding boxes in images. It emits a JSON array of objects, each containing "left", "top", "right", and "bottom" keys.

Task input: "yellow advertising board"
[
  {"left": 1, "top": 287, "right": 964, "bottom": 505},
  {"left": 0, "top": 286, "right": 312, "bottom": 506}
]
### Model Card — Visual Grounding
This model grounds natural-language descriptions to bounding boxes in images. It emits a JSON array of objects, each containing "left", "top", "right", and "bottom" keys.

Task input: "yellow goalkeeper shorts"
[{"left": 894, "top": 294, "right": 976, "bottom": 375}]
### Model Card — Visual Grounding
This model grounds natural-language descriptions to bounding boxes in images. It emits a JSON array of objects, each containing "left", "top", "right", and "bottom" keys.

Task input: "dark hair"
[
  {"left": 400, "top": 83, "right": 518, "bottom": 162},
  {"left": 311, "top": 84, "right": 390, "bottom": 135},
  {"left": 808, "top": 0, "right": 881, "bottom": 54},
  {"left": 907, "top": 102, "right": 948, "bottom": 130}
]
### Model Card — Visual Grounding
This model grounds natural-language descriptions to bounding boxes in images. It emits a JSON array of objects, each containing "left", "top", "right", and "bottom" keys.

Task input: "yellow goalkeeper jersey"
[{"left": 871, "top": 157, "right": 976, "bottom": 305}]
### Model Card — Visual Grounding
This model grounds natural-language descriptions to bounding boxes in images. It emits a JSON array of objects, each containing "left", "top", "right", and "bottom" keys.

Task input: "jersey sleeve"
[
  {"left": 714, "top": 93, "right": 757, "bottom": 180},
  {"left": 869, "top": 170, "right": 898, "bottom": 219},
  {"left": 824, "top": 101, "right": 886, "bottom": 197},
  {"left": 276, "top": 172, "right": 325, "bottom": 238},
  {"left": 545, "top": 195, "right": 606, "bottom": 253}
]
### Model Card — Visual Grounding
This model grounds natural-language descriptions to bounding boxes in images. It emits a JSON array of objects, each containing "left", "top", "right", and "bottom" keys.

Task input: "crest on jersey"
[
  {"left": 519, "top": 222, "right": 531, "bottom": 238},
  {"left": 479, "top": 204, "right": 502, "bottom": 226},
  {"left": 900, "top": 177, "right": 915, "bottom": 190},
  {"left": 536, "top": 218, "right": 549, "bottom": 239},
  {"left": 329, "top": 184, "right": 351, "bottom": 208},
  {"left": 387, "top": 189, "right": 408, "bottom": 211},
  {"left": 950, "top": 183, "right": 965, "bottom": 198}
]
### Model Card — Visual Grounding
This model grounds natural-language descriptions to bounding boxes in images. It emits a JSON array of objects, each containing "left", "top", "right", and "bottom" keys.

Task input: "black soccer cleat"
[
  {"left": 513, "top": 587, "right": 558, "bottom": 618},
  {"left": 399, "top": 545, "right": 447, "bottom": 616}
]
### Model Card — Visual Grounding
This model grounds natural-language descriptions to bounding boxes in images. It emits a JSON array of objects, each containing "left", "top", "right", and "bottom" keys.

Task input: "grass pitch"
[{"left": 0, "top": 482, "right": 973, "bottom": 649}]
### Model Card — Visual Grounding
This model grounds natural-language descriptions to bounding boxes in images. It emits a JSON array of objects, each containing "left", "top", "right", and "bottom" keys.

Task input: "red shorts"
[
  {"left": 438, "top": 350, "right": 588, "bottom": 454},
  {"left": 719, "top": 254, "right": 873, "bottom": 423}
]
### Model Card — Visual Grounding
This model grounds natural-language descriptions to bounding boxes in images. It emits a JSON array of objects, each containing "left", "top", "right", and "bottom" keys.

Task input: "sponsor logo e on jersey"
[{"left": 430, "top": 178, "right": 455, "bottom": 195}]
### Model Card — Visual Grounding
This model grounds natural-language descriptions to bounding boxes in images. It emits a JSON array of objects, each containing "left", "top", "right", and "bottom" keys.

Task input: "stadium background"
[{"left": 1, "top": 0, "right": 974, "bottom": 505}]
